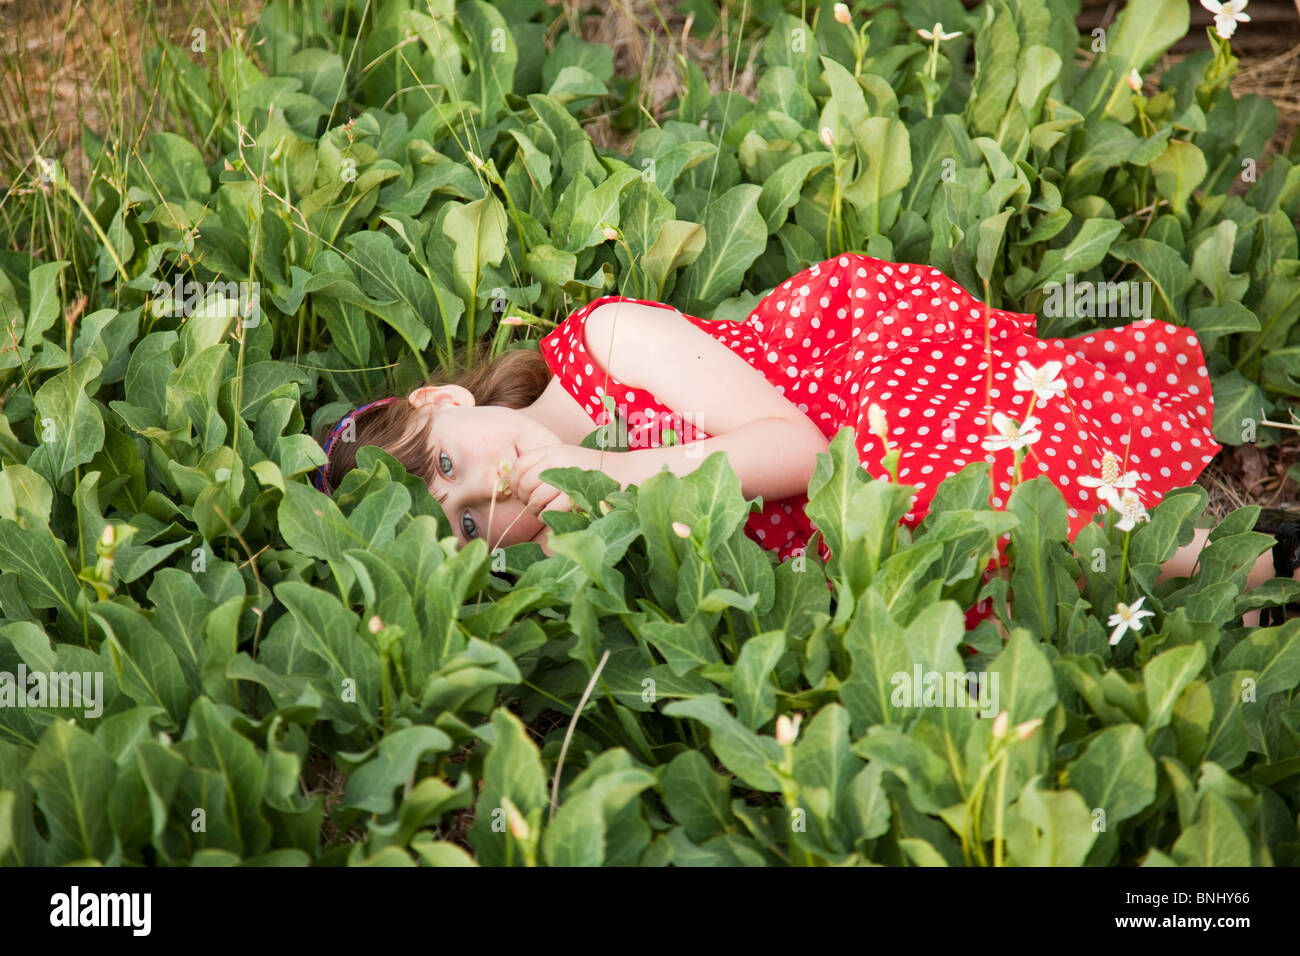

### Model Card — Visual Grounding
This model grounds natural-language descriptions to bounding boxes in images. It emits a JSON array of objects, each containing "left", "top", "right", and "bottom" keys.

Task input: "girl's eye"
[
  {"left": 461, "top": 512, "right": 477, "bottom": 539},
  {"left": 439, "top": 451, "right": 453, "bottom": 475}
]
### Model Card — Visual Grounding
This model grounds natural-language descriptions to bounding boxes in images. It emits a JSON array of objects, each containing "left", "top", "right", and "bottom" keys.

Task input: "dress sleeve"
[{"left": 539, "top": 295, "right": 712, "bottom": 443}]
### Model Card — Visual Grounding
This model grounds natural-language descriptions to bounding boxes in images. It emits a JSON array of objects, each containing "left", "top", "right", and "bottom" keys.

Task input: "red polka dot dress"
[{"left": 538, "top": 253, "right": 1222, "bottom": 631}]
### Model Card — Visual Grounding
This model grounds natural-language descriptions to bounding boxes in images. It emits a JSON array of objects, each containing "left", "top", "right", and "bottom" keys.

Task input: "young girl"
[{"left": 313, "top": 252, "right": 1300, "bottom": 629}]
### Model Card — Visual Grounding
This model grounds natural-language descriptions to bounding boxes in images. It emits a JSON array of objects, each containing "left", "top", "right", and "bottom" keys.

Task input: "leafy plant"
[{"left": 0, "top": 0, "right": 1297, "bottom": 866}]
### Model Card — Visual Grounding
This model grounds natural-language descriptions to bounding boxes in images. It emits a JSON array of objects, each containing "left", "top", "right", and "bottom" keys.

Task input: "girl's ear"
[{"left": 410, "top": 384, "right": 475, "bottom": 410}]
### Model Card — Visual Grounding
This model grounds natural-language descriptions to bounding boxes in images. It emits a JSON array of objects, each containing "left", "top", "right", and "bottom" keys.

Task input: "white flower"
[
  {"left": 1013, "top": 359, "right": 1067, "bottom": 404},
  {"left": 981, "top": 411, "right": 1041, "bottom": 452},
  {"left": 820, "top": 126, "right": 835, "bottom": 148},
  {"left": 1113, "top": 487, "right": 1150, "bottom": 532},
  {"left": 1200, "top": 0, "right": 1250, "bottom": 39},
  {"left": 918, "top": 22, "right": 962, "bottom": 41},
  {"left": 833, "top": 2, "right": 851, "bottom": 25},
  {"left": 991, "top": 710, "right": 1009, "bottom": 739},
  {"left": 671, "top": 521, "right": 692, "bottom": 538},
  {"left": 1108, "top": 595, "right": 1155, "bottom": 645},
  {"left": 1078, "top": 450, "right": 1141, "bottom": 507},
  {"left": 1127, "top": 68, "right": 1142, "bottom": 92}
]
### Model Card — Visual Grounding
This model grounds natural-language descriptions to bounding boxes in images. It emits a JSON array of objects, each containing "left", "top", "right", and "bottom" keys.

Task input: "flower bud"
[
  {"left": 100, "top": 525, "right": 115, "bottom": 548},
  {"left": 868, "top": 402, "right": 889, "bottom": 440},
  {"left": 775, "top": 712, "right": 803, "bottom": 745},
  {"left": 1016, "top": 718, "right": 1043, "bottom": 740},
  {"left": 833, "top": 2, "right": 851, "bottom": 24},
  {"left": 1126, "top": 69, "right": 1142, "bottom": 93},
  {"left": 992, "top": 710, "right": 1009, "bottom": 739},
  {"left": 467, "top": 150, "right": 484, "bottom": 169},
  {"left": 672, "top": 521, "right": 691, "bottom": 538},
  {"left": 501, "top": 315, "right": 524, "bottom": 326},
  {"left": 506, "top": 802, "right": 529, "bottom": 841},
  {"left": 603, "top": 226, "right": 618, "bottom": 241},
  {"left": 820, "top": 126, "right": 835, "bottom": 148},
  {"left": 368, "top": 615, "right": 383, "bottom": 634}
]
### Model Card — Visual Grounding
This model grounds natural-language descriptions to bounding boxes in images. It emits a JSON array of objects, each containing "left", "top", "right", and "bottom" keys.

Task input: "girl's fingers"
[
  {"left": 540, "top": 491, "right": 574, "bottom": 516},
  {"left": 524, "top": 481, "right": 561, "bottom": 517},
  {"left": 510, "top": 449, "right": 553, "bottom": 502}
]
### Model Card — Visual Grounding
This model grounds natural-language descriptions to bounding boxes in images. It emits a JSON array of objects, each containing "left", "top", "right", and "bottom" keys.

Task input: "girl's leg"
[
  {"left": 992, "top": 525, "right": 1297, "bottom": 627},
  {"left": 1153, "top": 526, "right": 1299, "bottom": 626}
]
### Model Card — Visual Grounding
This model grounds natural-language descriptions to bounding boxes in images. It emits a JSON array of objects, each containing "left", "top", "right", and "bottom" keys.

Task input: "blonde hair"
[{"left": 318, "top": 342, "right": 552, "bottom": 493}]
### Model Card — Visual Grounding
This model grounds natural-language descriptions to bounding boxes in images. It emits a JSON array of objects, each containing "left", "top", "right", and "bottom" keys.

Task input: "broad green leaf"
[
  {"left": 732, "top": 631, "right": 785, "bottom": 730},
  {"left": 1005, "top": 776, "right": 1097, "bottom": 866},
  {"left": 1170, "top": 791, "right": 1252, "bottom": 866},
  {"left": 988, "top": 627, "right": 1058, "bottom": 726},
  {"left": 1150, "top": 140, "right": 1207, "bottom": 219},
  {"left": 662, "top": 694, "right": 783, "bottom": 792},
  {"left": 1144, "top": 642, "right": 1207, "bottom": 731},
  {"left": 679, "top": 185, "right": 766, "bottom": 307},
  {"left": 341, "top": 726, "right": 454, "bottom": 813},
  {"left": 1066, "top": 724, "right": 1157, "bottom": 826},
  {"left": 25, "top": 719, "right": 117, "bottom": 863}
]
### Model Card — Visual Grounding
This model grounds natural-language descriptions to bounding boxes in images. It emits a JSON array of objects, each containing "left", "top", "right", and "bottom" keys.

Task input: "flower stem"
[{"left": 1118, "top": 530, "right": 1131, "bottom": 605}]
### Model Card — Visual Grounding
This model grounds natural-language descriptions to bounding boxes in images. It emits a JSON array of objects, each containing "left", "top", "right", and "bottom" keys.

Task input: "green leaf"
[
  {"left": 758, "top": 152, "right": 833, "bottom": 233},
  {"left": 840, "top": 589, "right": 913, "bottom": 733},
  {"left": 661, "top": 750, "right": 736, "bottom": 842},
  {"left": 792, "top": 703, "right": 862, "bottom": 852},
  {"left": 467, "top": 709, "right": 549, "bottom": 866},
  {"left": 24, "top": 259, "right": 69, "bottom": 348},
  {"left": 341, "top": 726, "right": 454, "bottom": 814},
  {"left": 1066, "top": 724, "right": 1157, "bottom": 827},
  {"left": 28, "top": 355, "right": 106, "bottom": 485},
  {"left": 1149, "top": 140, "right": 1207, "bottom": 219},
  {"left": 843, "top": 117, "right": 912, "bottom": 234},
  {"left": 1144, "top": 641, "right": 1207, "bottom": 731},
  {"left": 1033, "top": 219, "right": 1125, "bottom": 289},
  {"left": 182, "top": 696, "right": 272, "bottom": 857},
  {"left": 0, "top": 513, "right": 84, "bottom": 621},
  {"left": 25, "top": 719, "right": 117, "bottom": 863},
  {"left": 1190, "top": 220, "right": 1249, "bottom": 305},
  {"left": 732, "top": 631, "right": 785, "bottom": 730},
  {"left": 442, "top": 195, "right": 509, "bottom": 315},
  {"left": 679, "top": 185, "right": 766, "bottom": 307},
  {"left": 146, "top": 131, "right": 211, "bottom": 202},
  {"left": 1170, "top": 791, "right": 1253, "bottom": 866},
  {"left": 988, "top": 627, "right": 1059, "bottom": 726},
  {"left": 1005, "top": 776, "right": 1098, "bottom": 866},
  {"left": 640, "top": 614, "right": 722, "bottom": 678},
  {"left": 662, "top": 695, "right": 783, "bottom": 792}
]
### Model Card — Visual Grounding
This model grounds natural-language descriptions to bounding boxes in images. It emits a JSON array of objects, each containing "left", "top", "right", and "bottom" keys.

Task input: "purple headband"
[{"left": 311, "top": 396, "right": 401, "bottom": 494}]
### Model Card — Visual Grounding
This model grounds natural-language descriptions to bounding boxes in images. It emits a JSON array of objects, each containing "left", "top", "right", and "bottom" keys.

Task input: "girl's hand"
[{"left": 509, "top": 443, "right": 624, "bottom": 519}]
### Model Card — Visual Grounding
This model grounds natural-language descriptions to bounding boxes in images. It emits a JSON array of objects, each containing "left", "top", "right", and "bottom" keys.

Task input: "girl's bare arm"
[{"left": 582, "top": 301, "right": 831, "bottom": 501}]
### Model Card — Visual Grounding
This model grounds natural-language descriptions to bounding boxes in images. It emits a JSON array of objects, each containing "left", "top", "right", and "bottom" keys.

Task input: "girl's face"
[{"left": 413, "top": 385, "right": 562, "bottom": 550}]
